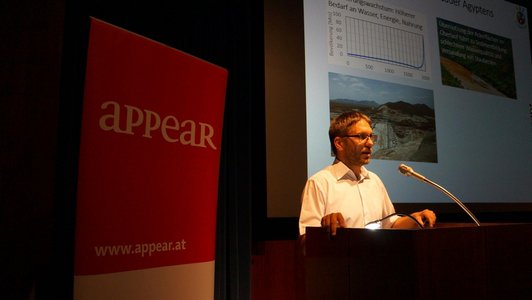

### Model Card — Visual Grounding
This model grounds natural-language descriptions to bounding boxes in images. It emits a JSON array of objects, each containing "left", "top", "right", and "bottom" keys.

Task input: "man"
[{"left": 299, "top": 111, "right": 436, "bottom": 236}]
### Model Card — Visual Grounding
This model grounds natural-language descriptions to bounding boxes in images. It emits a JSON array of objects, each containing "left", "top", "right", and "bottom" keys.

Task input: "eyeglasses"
[{"left": 342, "top": 133, "right": 378, "bottom": 142}]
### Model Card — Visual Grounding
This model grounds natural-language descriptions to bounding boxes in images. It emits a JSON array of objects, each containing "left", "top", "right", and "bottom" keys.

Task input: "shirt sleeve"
[{"left": 298, "top": 178, "right": 325, "bottom": 235}]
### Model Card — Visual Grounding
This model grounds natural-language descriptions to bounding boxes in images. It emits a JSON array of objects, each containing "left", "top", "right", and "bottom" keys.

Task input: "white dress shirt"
[{"left": 299, "top": 161, "right": 398, "bottom": 235}]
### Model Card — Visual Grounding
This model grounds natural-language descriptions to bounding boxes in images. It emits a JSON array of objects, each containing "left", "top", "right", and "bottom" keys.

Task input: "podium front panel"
[{"left": 304, "top": 224, "right": 532, "bottom": 299}]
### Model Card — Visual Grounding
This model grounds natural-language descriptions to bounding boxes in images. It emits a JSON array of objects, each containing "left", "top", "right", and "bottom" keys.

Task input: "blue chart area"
[{"left": 346, "top": 17, "right": 426, "bottom": 70}]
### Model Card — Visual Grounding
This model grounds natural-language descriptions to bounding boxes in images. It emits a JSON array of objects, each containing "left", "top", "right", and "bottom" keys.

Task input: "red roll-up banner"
[{"left": 73, "top": 18, "right": 227, "bottom": 299}]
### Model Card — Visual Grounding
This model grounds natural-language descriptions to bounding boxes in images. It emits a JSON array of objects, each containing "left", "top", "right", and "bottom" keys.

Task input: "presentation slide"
[
  {"left": 264, "top": 0, "right": 531, "bottom": 220},
  {"left": 304, "top": 0, "right": 531, "bottom": 206}
]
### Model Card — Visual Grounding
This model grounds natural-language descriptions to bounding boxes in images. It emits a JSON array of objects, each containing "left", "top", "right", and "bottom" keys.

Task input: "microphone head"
[{"left": 398, "top": 164, "right": 413, "bottom": 176}]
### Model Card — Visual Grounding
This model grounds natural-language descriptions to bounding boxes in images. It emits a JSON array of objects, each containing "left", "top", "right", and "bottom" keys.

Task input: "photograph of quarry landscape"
[{"left": 329, "top": 72, "right": 437, "bottom": 163}]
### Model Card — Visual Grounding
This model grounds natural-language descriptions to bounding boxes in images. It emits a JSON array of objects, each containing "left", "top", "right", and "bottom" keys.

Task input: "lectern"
[{"left": 304, "top": 223, "right": 532, "bottom": 299}]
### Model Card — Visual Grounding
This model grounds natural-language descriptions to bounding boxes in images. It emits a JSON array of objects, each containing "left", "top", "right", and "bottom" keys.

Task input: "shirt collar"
[{"left": 331, "top": 160, "right": 370, "bottom": 181}]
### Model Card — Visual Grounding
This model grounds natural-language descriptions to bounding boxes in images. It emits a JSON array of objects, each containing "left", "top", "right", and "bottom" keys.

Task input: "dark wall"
[{"left": 1, "top": 0, "right": 264, "bottom": 299}]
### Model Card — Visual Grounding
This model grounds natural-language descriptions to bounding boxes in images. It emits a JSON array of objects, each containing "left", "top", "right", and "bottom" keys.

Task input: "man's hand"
[
  {"left": 392, "top": 209, "right": 437, "bottom": 229},
  {"left": 411, "top": 209, "right": 437, "bottom": 228},
  {"left": 321, "top": 212, "right": 346, "bottom": 235}
]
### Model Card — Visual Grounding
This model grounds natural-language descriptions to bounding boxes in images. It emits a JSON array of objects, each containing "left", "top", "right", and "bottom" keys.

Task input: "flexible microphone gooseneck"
[{"left": 398, "top": 164, "right": 481, "bottom": 226}]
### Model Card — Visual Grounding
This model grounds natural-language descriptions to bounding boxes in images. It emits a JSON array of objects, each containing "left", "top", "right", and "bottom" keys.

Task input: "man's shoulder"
[
  {"left": 309, "top": 162, "right": 350, "bottom": 181},
  {"left": 306, "top": 164, "right": 336, "bottom": 181}
]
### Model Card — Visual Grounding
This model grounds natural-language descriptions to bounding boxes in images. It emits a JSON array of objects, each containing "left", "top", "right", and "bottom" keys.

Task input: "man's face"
[{"left": 335, "top": 119, "right": 374, "bottom": 168}]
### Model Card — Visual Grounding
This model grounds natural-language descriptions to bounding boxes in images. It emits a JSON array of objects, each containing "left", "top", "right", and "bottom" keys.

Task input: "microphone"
[
  {"left": 398, "top": 164, "right": 427, "bottom": 182},
  {"left": 398, "top": 164, "right": 481, "bottom": 226}
]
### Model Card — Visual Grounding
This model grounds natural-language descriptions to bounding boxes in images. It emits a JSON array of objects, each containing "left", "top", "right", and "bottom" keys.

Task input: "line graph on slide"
[
  {"left": 327, "top": 1, "right": 430, "bottom": 81},
  {"left": 346, "top": 17, "right": 426, "bottom": 70}
]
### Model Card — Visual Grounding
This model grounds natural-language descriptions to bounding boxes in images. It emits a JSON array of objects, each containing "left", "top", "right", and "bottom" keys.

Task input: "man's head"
[{"left": 329, "top": 111, "right": 377, "bottom": 172}]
